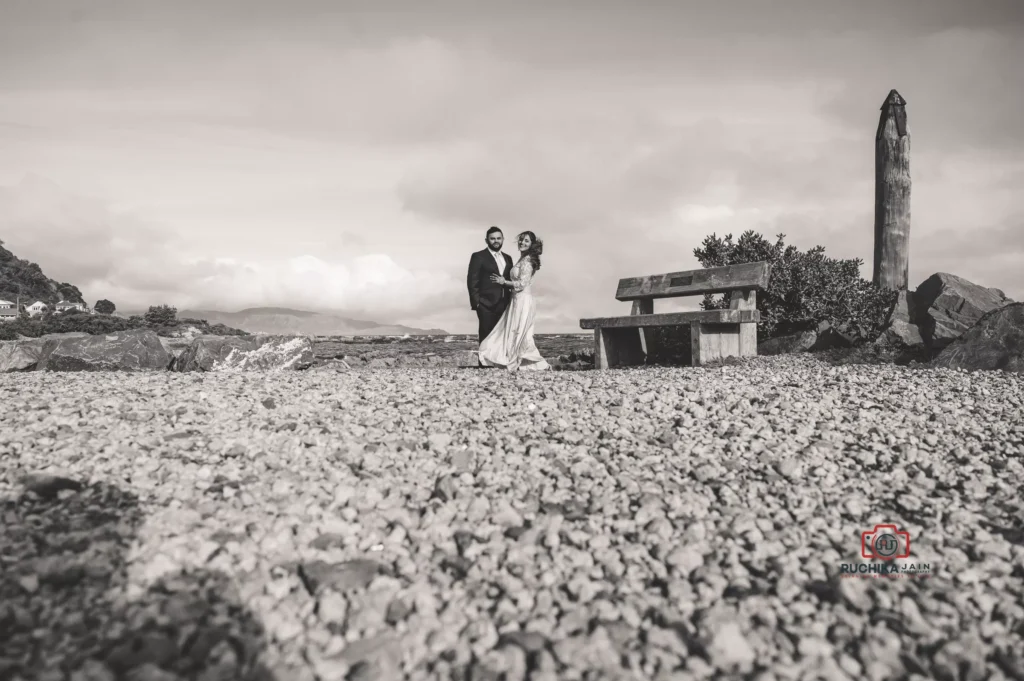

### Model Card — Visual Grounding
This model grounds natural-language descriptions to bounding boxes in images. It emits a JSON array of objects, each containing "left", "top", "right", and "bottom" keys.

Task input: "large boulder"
[
  {"left": 2, "top": 332, "right": 97, "bottom": 372},
  {"left": 930, "top": 303, "right": 1024, "bottom": 373},
  {"left": 173, "top": 334, "right": 314, "bottom": 372},
  {"left": 0, "top": 338, "right": 46, "bottom": 372},
  {"left": 36, "top": 329, "right": 173, "bottom": 371},
  {"left": 158, "top": 336, "right": 194, "bottom": 359},
  {"left": 914, "top": 273, "right": 1014, "bottom": 349}
]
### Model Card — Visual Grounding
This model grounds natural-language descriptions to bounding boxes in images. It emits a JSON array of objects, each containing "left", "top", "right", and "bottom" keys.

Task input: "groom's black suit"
[{"left": 467, "top": 248, "right": 514, "bottom": 342}]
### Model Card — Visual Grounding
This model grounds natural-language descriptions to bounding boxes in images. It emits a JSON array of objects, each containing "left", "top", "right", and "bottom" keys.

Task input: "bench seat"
[
  {"left": 580, "top": 261, "right": 771, "bottom": 369},
  {"left": 579, "top": 309, "right": 759, "bottom": 330}
]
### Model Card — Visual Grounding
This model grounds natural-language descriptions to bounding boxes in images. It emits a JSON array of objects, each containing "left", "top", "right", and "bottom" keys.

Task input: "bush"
[
  {"left": 0, "top": 309, "right": 252, "bottom": 340},
  {"left": 0, "top": 312, "right": 137, "bottom": 340},
  {"left": 693, "top": 231, "right": 898, "bottom": 344},
  {"left": 94, "top": 299, "right": 116, "bottom": 314},
  {"left": 144, "top": 304, "right": 177, "bottom": 326}
]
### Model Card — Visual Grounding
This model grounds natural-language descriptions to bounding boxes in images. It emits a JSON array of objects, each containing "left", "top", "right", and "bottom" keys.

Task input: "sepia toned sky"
[{"left": 1, "top": 0, "right": 1022, "bottom": 332}]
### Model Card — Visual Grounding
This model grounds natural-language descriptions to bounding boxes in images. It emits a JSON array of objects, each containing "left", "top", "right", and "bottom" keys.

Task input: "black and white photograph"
[{"left": 1, "top": 0, "right": 1023, "bottom": 679}]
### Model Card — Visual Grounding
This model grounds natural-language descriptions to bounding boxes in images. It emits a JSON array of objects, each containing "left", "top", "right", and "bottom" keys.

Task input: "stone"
[
  {"left": 0, "top": 337, "right": 46, "bottom": 372},
  {"left": 173, "top": 334, "right": 314, "bottom": 372},
  {"left": 22, "top": 473, "right": 84, "bottom": 499},
  {"left": 36, "top": 329, "right": 173, "bottom": 371},
  {"left": 157, "top": 336, "right": 193, "bottom": 359},
  {"left": 930, "top": 302, "right": 1024, "bottom": 373},
  {"left": 914, "top": 272, "right": 1014, "bottom": 349},
  {"left": 299, "top": 559, "right": 383, "bottom": 595},
  {"left": 811, "top": 322, "right": 855, "bottom": 351},
  {"left": 702, "top": 620, "right": 756, "bottom": 672},
  {"left": 875, "top": 290, "right": 925, "bottom": 347},
  {"left": 757, "top": 330, "right": 817, "bottom": 356}
]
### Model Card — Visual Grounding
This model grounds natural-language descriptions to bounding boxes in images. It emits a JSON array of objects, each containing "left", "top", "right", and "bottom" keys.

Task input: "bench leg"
[
  {"left": 594, "top": 328, "right": 646, "bottom": 369},
  {"left": 690, "top": 322, "right": 742, "bottom": 366},
  {"left": 738, "top": 321, "right": 757, "bottom": 357}
]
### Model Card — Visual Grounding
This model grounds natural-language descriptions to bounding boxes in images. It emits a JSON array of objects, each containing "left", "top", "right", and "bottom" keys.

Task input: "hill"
[
  {"left": 0, "top": 237, "right": 86, "bottom": 305},
  {"left": 125, "top": 307, "right": 448, "bottom": 336}
]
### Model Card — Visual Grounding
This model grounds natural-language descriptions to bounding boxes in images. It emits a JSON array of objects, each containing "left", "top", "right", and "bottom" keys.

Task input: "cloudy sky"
[{"left": 1, "top": 0, "right": 1021, "bottom": 333}]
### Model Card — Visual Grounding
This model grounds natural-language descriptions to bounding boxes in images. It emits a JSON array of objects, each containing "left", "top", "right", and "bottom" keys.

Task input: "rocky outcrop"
[
  {"left": 0, "top": 337, "right": 46, "bottom": 372},
  {"left": 172, "top": 335, "right": 314, "bottom": 372},
  {"left": 36, "top": 329, "right": 173, "bottom": 371},
  {"left": 930, "top": 303, "right": 1024, "bottom": 373},
  {"left": 914, "top": 273, "right": 1014, "bottom": 349}
]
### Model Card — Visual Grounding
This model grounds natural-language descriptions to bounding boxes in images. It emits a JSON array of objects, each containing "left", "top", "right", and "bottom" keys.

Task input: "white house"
[
  {"left": 25, "top": 300, "right": 48, "bottom": 317},
  {"left": 54, "top": 301, "right": 88, "bottom": 313},
  {"left": 0, "top": 299, "right": 17, "bottom": 321}
]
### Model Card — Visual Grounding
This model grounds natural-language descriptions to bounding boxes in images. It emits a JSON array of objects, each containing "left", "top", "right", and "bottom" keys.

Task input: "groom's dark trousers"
[{"left": 467, "top": 248, "right": 514, "bottom": 342}]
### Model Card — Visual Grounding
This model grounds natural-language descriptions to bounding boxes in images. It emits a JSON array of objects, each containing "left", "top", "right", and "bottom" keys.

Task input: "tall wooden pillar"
[{"left": 873, "top": 89, "right": 911, "bottom": 291}]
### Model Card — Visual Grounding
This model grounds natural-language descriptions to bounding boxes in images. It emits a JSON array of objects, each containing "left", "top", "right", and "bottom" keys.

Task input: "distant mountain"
[
  {"left": 139, "top": 307, "right": 448, "bottom": 336},
  {"left": 0, "top": 237, "right": 86, "bottom": 306}
]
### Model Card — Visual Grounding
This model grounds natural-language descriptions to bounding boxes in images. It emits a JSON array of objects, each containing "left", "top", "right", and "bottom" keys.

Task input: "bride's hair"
[{"left": 517, "top": 231, "right": 543, "bottom": 271}]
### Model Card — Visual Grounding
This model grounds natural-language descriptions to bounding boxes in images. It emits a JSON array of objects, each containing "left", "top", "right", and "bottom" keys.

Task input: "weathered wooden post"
[{"left": 873, "top": 89, "right": 911, "bottom": 290}]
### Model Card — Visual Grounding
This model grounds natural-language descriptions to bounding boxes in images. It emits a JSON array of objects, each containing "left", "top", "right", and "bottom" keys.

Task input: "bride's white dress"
[{"left": 478, "top": 257, "right": 551, "bottom": 371}]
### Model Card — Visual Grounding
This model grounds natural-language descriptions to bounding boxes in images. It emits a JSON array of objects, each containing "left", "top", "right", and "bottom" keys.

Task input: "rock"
[
  {"left": 758, "top": 330, "right": 817, "bottom": 356},
  {"left": 0, "top": 337, "right": 46, "bottom": 372},
  {"left": 299, "top": 559, "right": 383, "bottom": 595},
  {"left": 930, "top": 302, "right": 1024, "bottom": 373},
  {"left": 811, "top": 322, "right": 855, "bottom": 351},
  {"left": 172, "top": 334, "right": 314, "bottom": 371},
  {"left": 36, "top": 329, "right": 172, "bottom": 371},
  {"left": 702, "top": 620, "right": 756, "bottom": 672},
  {"left": 914, "top": 272, "right": 1015, "bottom": 348},
  {"left": 22, "top": 473, "right": 83, "bottom": 499},
  {"left": 875, "top": 290, "right": 925, "bottom": 347},
  {"left": 455, "top": 350, "right": 481, "bottom": 367},
  {"left": 157, "top": 336, "right": 193, "bottom": 359}
]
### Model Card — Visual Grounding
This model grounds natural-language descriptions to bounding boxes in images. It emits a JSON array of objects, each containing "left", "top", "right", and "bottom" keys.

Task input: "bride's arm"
[{"left": 511, "top": 259, "right": 534, "bottom": 292}]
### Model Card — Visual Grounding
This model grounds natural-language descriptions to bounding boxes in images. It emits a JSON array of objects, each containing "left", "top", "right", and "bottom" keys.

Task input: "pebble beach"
[{"left": 2, "top": 354, "right": 1024, "bottom": 680}]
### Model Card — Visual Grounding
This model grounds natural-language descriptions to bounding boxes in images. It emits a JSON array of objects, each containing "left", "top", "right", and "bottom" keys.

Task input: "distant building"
[
  {"left": 54, "top": 301, "right": 88, "bottom": 313},
  {"left": 0, "top": 299, "right": 17, "bottom": 321},
  {"left": 24, "top": 300, "right": 48, "bottom": 317}
]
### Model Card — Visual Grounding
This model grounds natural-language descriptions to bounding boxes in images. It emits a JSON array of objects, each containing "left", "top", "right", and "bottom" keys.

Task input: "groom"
[{"left": 467, "top": 226, "right": 514, "bottom": 342}]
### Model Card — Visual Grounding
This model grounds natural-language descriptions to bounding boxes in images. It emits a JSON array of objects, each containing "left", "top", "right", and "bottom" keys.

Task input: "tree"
[
  {"left": 693, "top": 230, "right": 898, "bottom": 343},
  {"left": 144, "top": 304, "right": 177, "bottom": 326},
  {"left": 94, "top": 299, "right": 116, "bottom": 314},
  {"left": 56, "top": 282, "right": 84, "bottom": 303}
]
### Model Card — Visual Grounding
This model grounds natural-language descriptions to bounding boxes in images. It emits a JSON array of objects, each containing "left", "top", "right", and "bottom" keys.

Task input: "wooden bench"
[{"left": 579, "top": 261, "right": 771, "bottom": 369}]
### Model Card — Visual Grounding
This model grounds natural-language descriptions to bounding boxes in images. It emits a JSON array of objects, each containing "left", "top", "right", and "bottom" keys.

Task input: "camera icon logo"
[{"left": 861, "top": 524, "right": 911, "bottom": 561}]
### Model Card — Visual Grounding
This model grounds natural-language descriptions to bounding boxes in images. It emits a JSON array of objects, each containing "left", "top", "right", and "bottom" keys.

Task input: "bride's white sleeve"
[{"left": 512, "top": 259, "right": 534, "bottom": 292}]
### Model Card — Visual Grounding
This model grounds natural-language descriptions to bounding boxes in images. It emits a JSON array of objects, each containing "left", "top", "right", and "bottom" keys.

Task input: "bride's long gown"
[{"left": 478, "top": 257, "right": 551, "bottom": 371}]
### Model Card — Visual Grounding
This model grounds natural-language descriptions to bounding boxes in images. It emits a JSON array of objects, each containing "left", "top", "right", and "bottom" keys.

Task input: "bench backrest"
[{"left": 615, "top": 261, "right": 771, "bottom": 302}]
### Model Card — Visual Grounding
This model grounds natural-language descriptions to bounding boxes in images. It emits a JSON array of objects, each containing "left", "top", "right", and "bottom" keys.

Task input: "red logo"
[{"left": 861, "top": 524, "right": 911, "bottom": 560}]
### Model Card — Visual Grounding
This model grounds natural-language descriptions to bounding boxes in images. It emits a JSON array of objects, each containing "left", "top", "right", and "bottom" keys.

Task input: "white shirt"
[{"left": 490, "top": 249, "right": 505, "bottom": 273}]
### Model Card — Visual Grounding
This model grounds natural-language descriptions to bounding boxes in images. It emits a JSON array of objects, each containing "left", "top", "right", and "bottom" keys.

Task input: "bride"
[{"left": 477, "top": 231, "right": 551, "bottom": 371}]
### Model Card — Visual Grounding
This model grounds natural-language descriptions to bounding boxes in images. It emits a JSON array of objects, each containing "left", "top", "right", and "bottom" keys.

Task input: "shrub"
[
  {"left": 693, "top": 231, "right": 898, "bottom": 344},
  {"left": 144, "top": 304, "right": 177, "bottom": 326},
  {"left": 0, "top": 306, "right": 249, "bottom": 340},
  {"left": 94, "top": 299, "right": 116, "bottom": 314}
]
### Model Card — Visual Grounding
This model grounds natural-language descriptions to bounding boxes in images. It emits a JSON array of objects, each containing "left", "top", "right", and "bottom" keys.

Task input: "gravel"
[{"left": 2, "top": 354, "right": 1024, "bottom": 681}]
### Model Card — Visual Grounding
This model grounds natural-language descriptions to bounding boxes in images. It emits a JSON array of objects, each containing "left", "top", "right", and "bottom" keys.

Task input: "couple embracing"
[{"left": 466, "top": 226, "right": 551, "bottom": 372}]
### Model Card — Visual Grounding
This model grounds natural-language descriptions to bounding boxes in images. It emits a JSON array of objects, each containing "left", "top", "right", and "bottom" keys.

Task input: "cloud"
[{"left": 0, "top": 177, "right": 460, "bottom": 318}]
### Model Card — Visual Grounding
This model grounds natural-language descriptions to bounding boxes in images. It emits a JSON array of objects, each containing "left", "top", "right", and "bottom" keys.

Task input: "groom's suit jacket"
[{"left": 467, "top": 248, "right": 514, "bottom": 311}]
